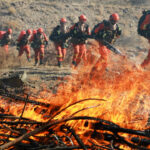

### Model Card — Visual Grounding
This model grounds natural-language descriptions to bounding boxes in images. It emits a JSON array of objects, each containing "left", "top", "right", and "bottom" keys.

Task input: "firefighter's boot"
[
  {"left": 40, "top": 59, "right": 43, "bottom": 65},
  {"left": 34, "top": 59, "right": 38, "bottom": 66},
  {"left": 58, "top": 61, "right": 61, "bottom": 68}
]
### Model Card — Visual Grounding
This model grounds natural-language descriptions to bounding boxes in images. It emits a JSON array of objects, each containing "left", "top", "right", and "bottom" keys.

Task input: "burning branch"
[{"left": 1, "top": 116, "right": 150, "bottom": 150}]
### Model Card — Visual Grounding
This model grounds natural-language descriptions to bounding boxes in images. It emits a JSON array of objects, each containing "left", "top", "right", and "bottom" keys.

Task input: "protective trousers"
[
  {"left": 55, "top": 44, "right": 66, "bottom": 62},
  {"left": 72, "top": 44, "right": 87, "bottom": 66},
  {"left": 141, "top": 48, "right": 150, "bottom": 68},
  {"left": 98, "top": 42, "right": 110, "bottom": 69},
  {"left": 34, "top": 45, "right": 44, "bottom": 63},
  {"left": 92, "top": 42, "right": 110, "bottom": 73},
  {"left": 18, "top": 45, "right": 30, "bottom": 60},
  {"left": 2, "top": 45, "right": 9, "bottom": 54}
]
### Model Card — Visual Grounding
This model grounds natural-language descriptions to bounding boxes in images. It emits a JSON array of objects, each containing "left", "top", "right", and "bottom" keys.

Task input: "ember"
[{"left": 0, "top": 48, "right": 150, "bottom": 150}]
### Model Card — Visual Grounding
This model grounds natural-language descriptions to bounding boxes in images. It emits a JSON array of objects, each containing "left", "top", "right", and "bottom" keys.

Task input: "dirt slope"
[
  {"left": 0, "top": 0, "right": 150, "bottom": 59},
  {"left": 0, "top": 0, "right": 150, "bottom": 90}
]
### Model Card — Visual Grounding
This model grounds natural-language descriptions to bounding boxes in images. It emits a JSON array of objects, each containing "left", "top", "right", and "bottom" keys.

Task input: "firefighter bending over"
[
  {"left": 92, "top": 13, "right": 122, "bottom": 72},
  {"left": 138, "top": 10, "right": 150, "bottom": 68},
  {"left": 17, "top": 29, "right": 32, "bottom": 62}
]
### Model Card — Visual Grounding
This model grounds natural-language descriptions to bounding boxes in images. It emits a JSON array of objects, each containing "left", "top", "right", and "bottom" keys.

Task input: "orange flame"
[{"left": 0, "top": 43, "right": 150, "bottom": 149}]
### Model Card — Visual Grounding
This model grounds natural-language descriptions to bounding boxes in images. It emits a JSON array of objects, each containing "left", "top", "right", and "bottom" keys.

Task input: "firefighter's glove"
[{"left": 116, "top": 27, "right": 122, "bottom": 36}]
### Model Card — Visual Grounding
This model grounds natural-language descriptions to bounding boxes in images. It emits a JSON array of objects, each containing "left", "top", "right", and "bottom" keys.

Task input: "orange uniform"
[
  {"left": 30, "top": 28, "right": 48, "bottom": 65},
  {"left": 70, "top": 15, "right": 91, "bottom": 67},
  {"left": 0, "top": 29, "right": 12, "bottom": 54},
  {"left": 50, "top": 18, "right": 68, "bottom": 67},
  {"left": 138, "top": 12, "right": 150, "bottom": 68},
  {"left": 93, "top": 13, "right": 121, "bottom": 71},
  {"left": 17, "top": 30, "right": 31, "bottom": 61}
]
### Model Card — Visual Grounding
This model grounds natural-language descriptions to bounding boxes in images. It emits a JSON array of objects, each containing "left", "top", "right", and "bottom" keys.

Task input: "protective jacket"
[
  {"left": 93, "top": 20, "right": 121, "bottom": 43},
  {"left": 30, "top": 32, "right": 48, "bottom": 49},
  {"left": 69, "top": 22, "right": 90, "bottom": 44},
  {"left": 17, "top": 32, "right": 30, "bottom": 47},
  {"left": 0, "top": 31, "right": 11, "bottom": 46},
  {"left": 49, "top": 25, "right": 69, "bottom": 48},
  {"left": 138, "top": 10, "right": 150, "bottom": 39}
]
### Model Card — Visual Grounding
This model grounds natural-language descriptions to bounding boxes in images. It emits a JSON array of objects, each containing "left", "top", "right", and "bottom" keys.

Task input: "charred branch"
[{"left": 0, "top": 91, "right": 50, "bottom": 107}]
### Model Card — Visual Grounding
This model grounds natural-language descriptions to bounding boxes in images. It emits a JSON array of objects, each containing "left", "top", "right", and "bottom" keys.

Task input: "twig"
[
  {"left": 49, "top": 98, "right": 106, "bottom": 120},
  {"left": 0, "top": 116, "right": 117, "bottom": 150},
  {"left": 0, "top": 121, "right": 43, "bottom": 125},
  {"left": 61, "top": 125, "right": 87, "bottom": 150},
  {"left": 0, "top": 92, "right": 50, "bottom": 107},
  {"left": 0, "top": 114, "right": 31, "bottom": 120},
  {"left": 18, "top": 94, "right": 28, "bottom": 122},
  {"left": 1, "top": 124, "right": 20, "bottom": 135},
  {"left": 88, "top": 140, "right": 113, "bottom": 150},
  {"left": 70, "top": 104, "right": 101, "bottom": 117}
]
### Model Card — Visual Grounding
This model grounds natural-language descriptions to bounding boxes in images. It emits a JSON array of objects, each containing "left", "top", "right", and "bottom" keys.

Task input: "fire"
[{"left": 0, "top": 42, "right": 150, "bottom": 149}]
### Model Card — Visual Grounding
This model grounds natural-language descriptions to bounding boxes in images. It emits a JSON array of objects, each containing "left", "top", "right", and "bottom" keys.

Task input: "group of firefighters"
[{"left": 0, "top": 11, "right": 150, "bottom": 70}]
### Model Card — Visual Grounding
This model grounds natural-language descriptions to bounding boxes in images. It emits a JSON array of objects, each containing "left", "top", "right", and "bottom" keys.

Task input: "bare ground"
[{"left": 0, "top": 0, "right": 150, "bottom": 91}]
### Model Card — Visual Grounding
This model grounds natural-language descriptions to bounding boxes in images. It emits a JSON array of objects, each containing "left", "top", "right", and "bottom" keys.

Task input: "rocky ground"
[{"left": 0, "top": 0, "right": 150, "bottom": 92}]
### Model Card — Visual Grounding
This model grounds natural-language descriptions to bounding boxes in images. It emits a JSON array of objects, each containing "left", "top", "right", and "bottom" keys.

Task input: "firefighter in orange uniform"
[
  {"left": 138, "top": 10, "right": 150, "bottom": 68},
  {"left": 69, "top": 14, "right": 91, "bottom": 67},
  {"left": 49, "top": 18, "right": 69, "bottom": 67},
  {"left": 92, "top": 13, "right": 121, "bottom": 71},
  {"left": 0, "top": 28, "right": 12, "bottom": 54},
  {"left": 30, "top": 28, "right": 48, "bottom": 65},
  {"left": 17, "top": 29, "right": 32, "bottom": 62}
]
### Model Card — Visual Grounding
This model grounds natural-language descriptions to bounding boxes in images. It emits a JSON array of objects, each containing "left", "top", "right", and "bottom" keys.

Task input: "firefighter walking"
[
  {"left": 138, "top": 10, "right": 150, "bottom": 68},
  {"left": 17, "top": 29, "right": 32, "bottom": 62},
  {"left": 49, "top": 18, "right": 69, "bottom": 67},
  {"left": 30, "top": 28, "right": 48, "bottom": 66},
  {"left": 0, "top": 28, "right": 12, "bottom": 55},
  {"left": 92, "top": 13, "right": 122, "bottom": 72},
  {"left": 69, "top": 14, "right": 91, "bottom": 67}
]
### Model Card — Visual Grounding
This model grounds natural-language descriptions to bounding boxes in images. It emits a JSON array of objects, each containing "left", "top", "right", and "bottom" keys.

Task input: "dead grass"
[
  {"left": 5, "top": 20, "right": 21, "bottom": 30},
  {"left": 8, "top": 6, "right": 16, "bottom": 16}
]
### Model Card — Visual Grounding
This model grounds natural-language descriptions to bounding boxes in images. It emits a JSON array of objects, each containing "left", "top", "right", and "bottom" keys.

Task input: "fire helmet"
[
  {"left": 7, "top": 28, "right": 12, "bottom": 34},
  {"left": 27, "top": 29, "right": 32, "bottom": 35},
  {"left": 37, "top": 28, "right": 43, "bottom": 33},
  {"left": 79, "top": 14, "right": 87, "bottom": 22},
  {"left": 109, "top": 13, "right": 119, "bottom": 22},
  {"left": 33, "top": 29, "right": 37, "bottom": 34},
  {"left": 21, "top": 31, "right": 26, "bottom": 35},
  {"left": 60, "top": 18, "right": 67, "bottom": 23}
]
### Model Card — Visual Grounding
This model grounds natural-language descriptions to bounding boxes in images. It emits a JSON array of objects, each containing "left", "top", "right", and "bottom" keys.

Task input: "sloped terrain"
[{"left": 0, "top": 0, "right": 150, "bottom": 90}]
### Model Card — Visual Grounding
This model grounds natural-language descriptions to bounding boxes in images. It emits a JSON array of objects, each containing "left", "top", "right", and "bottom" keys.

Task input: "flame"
[{"left": 0, "top": 42, "right": 150, "bottom": 149}]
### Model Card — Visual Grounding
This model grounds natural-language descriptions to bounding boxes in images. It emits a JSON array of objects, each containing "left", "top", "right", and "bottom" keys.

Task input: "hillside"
[
  {"left": 0, "top": 0, "right": 150, "bottom": 90},
  {"left": 0, "top": 0, "right": 150, "bottom": 63}
]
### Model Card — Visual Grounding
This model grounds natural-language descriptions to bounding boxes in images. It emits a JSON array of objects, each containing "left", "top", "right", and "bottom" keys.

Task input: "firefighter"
[
  {"left": 69, "top": 14, "right": 91, "bottom": 67},
  {"left": 49, "top": 18, "right": 69, "bottom": 67},
  {"left": 92, "top": 13, "right": 122, "bottom": 71},
  {"left": 138, "top": 10, "right": 150, "bottom": 68},
  {"left": 30, "top": 28, "right": 48, "bottom": 65},
  {"left": 17, "top": 29, "right": 32, "bottom": 62},
  {"left": 0, "top": 28, "right": 12, "bottom": 54}
]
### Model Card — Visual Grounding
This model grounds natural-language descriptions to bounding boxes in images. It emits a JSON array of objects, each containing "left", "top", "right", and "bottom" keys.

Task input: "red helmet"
[
  {"left": 60, "top": 18, "right": 67, "bottom": 23},
  {"left": 79, "top": 14, "right": 87, "bottom": 22},
  {"left": 37, "top": 28, "right": 43, "bottom": 33},
  {"left": 27, "top": 29, "right": 32, "bottom": 35},
  {"left": 33, "top": 29, "right": 37, "bottom": 34},
  {"left": 21, "top": 31, "right": 26, "bottom": 35},
  {"left": 7, "top": 28, "right": 12, "bottom": 34},
  {"left": 110, "top": 13, "right": 119, "bottom": 22}
]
